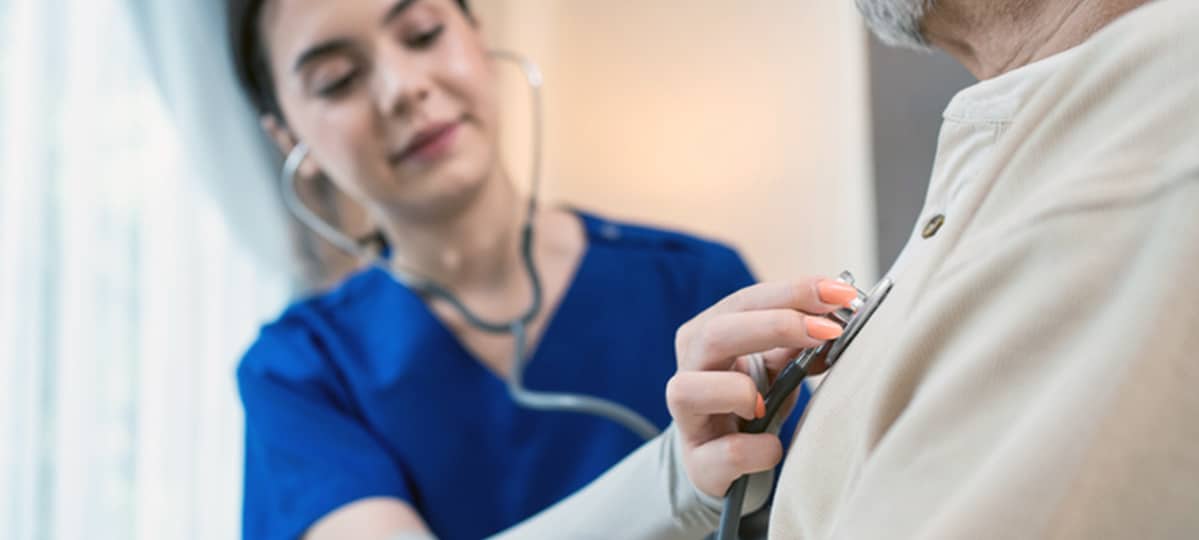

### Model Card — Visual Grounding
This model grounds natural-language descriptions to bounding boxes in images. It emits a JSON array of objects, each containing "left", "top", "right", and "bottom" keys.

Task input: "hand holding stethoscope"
[{"left": 668, "top": 273, "right": 893, "bottom": 540}]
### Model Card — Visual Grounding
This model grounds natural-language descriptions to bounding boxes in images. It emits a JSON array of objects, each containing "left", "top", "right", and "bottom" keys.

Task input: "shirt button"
[{"left": 922, "top": 214, "right": 946, "bottom": 239}]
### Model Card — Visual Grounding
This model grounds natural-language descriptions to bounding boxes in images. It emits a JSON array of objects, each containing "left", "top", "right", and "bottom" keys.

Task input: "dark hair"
[{"left": 227, "top": 0, "right": 471, "bottom": 118}]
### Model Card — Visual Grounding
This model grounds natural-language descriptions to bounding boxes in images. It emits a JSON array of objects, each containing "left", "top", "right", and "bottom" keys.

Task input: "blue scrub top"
[{"left": 238, "top": 210, "right": 809, "bottom": 540}]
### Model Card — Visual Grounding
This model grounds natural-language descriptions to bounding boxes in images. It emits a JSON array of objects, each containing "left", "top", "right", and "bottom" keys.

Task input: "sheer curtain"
[{"left": 0, "top": 1, "right": 291, "bottom": 539}]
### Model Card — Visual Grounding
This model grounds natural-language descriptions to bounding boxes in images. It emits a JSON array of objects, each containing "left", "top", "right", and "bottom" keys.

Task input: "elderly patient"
[
  {"left": 495, "top": 0, "right": 1198, "bottom": 538},
  {"left": 678, "top": 0, "right": 1199, "bottom": 537}
]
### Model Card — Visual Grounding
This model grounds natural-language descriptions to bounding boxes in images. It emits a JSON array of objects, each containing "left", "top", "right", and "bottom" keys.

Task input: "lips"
[{"left": 391, "top": 120, "right": 461, "bottom": 164}]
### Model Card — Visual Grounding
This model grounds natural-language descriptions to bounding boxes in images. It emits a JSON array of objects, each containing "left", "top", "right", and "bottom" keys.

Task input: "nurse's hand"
[{"left": 667, "top": 277, "right": 859, "bottom": 499}]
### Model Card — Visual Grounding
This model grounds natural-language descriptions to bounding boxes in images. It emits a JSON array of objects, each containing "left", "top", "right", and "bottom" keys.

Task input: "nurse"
[{"left": 227, "top": 0, "right": 838, "bottom": 538}]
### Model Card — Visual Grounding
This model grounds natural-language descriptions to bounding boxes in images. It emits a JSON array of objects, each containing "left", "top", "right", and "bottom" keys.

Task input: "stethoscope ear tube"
[{"left": 281, "top": 143, "right": 369, "bottom": 259}]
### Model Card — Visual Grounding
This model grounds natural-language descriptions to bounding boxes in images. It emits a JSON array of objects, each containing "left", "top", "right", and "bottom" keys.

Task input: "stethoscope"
[
  {"left": 717, "top": 271, "right": 895, "bottom": 540},
  {"left": 278, "top": 50, "right": 660, "bottom": 441}
]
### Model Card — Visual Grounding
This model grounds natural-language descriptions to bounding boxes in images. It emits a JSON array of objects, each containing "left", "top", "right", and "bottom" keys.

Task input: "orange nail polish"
[
  {"left": 806, "top": 317, "right": 845, "bottom": 341},
  {"left": 755, "top": 393, "right": 766, "bottom": 419},
  {"left": 818, "top": 280, "right": 859, "bottom": 308}
]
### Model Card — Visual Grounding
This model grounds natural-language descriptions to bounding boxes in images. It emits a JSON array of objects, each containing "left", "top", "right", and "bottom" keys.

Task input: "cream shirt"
[{"left": 771, "top": 1, "right": 1199, "bottom": 538}]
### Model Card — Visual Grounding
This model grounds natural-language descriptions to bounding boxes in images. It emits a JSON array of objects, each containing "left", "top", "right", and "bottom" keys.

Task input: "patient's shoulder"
[{"left": 978, "top": 0, "right": 1198, "bottom": 230}]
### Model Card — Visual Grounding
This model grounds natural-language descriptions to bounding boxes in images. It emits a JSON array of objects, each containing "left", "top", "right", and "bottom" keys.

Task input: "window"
[{"left": 1, "top": 2, "right": 289, "bottom": 538}]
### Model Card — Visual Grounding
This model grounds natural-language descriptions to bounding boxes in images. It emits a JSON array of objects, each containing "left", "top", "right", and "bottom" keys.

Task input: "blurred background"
[{"left": 0, "top": 0, "right": 972, "bottom": 538}]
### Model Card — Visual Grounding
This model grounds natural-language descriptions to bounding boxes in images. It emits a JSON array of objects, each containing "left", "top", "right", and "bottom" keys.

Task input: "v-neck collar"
[{"left": 390, "top": 209, "right": 596, "bottom": 386}]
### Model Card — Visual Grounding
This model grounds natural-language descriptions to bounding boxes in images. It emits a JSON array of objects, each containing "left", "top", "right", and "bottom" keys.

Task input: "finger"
[
  {"left": 707, "top": 278, "right": 859, "bottom": 317},
  {"left": 737, "top": 352, "right": 771, "bottom": 394},
  {"left": 688, "top": 432, "right": 784, "bottom": 499},
  {"left": 666, "top": 372, "right": 762, "bottom": 435},
  {"left": 733, "top": 348, "right": 802, "bottom": 381},
  {"left": 682, "top": 310, "right": 844, "bottom": 372},
  {"left": 732, "top": 350, "right": 809, "bottom": 428}
]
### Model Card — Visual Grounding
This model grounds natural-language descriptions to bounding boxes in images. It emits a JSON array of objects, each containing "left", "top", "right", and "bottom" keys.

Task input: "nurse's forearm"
[
  {"left": 490, "top": 424, "right": 775, "bottom": 540},
  {"left": 387, "top": 429, "right": 705, "bottom": 540},
  {"left": 389, "top": 425, "right": 775, "bottom": 540}
]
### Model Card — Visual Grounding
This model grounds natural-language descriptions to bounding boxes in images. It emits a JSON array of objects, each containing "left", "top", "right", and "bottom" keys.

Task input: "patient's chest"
[{"left": 769, "top": 116, "right": 1004, "bottom": 538}]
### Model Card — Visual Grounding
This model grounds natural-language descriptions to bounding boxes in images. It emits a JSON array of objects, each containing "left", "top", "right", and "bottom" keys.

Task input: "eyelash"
[
  {"left": 313, "top": 25, "right": 446, "bottom": 99},
  {"left": 317, "top": 70, "right": 358, "bottom": 98},
  {"left": 407, "top": 25, "right": 445, "bottom": 49}
]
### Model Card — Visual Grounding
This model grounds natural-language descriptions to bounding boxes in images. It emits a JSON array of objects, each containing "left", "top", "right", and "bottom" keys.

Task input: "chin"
[{"left": 391, "top": 165, "right": 493, "bottom": 222}]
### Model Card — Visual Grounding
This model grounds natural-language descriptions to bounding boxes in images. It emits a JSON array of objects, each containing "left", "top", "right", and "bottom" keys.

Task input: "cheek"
[
  {"left": 304, "top": 105, "right": 386, "bottom": 199},
  {"left": 440, "top": 39, "right": 500, "bottom": 133}
]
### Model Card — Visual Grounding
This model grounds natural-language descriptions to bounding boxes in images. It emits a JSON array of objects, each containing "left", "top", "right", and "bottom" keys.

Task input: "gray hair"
[{"left": 855, "top": 0, "right": 935, "bottom": 51}]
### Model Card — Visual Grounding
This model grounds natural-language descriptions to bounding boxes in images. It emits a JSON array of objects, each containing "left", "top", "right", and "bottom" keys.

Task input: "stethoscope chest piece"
[{"left": 823, "top": 271, "right": 894, "bottom": 369}]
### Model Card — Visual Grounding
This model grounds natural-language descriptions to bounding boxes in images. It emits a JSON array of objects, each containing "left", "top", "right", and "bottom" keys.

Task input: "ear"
[
  {"left": 260, "top": 114, "right": 294, "bottom": 155},
  {"left": 261, "top": 114, "right": 322, "bottom": 178}
]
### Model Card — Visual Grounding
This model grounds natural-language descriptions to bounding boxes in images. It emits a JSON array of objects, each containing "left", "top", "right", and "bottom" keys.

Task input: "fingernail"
[
  {"left": 818, "top": 280, "right": 859, "bottom": 308},
  {"left": 755, "top": 393, "right": 766, "bottom": 419},
  {"left": 806, "top": 317, "right": 845, "bottom": 341}
]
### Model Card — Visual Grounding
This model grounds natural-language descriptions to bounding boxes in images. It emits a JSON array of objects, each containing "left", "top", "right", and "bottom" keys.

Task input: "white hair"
[{"left": 855, "top": 0, "right": 936, "bottom": 51}]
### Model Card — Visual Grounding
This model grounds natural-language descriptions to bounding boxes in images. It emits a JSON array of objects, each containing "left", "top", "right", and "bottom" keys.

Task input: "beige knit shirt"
[{"left": 770, "top": 1, "right": 1199, "bottom": 538}]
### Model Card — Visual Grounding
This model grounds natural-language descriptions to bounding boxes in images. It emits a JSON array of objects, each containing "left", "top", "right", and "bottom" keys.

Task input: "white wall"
[{"left": 477, "top": 0, "right": 877, "bottom": 282}]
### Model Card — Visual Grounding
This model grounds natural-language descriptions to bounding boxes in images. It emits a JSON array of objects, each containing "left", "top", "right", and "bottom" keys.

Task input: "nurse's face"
[{"left": 260, "top": 0, "right": 501, "bottom": 221}]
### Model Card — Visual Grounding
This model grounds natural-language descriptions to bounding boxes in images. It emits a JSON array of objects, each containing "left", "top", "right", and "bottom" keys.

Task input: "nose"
[{"left": 374, "top": 46, "right": 431, "bottom": 119}]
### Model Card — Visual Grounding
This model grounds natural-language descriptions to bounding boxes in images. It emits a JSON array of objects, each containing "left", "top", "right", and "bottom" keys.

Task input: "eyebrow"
[
  {"left": 381, "top": 0, "right": 419, "bottom": 27},
  {"left": 291, "top": 0, "right": 419, "bottom": 73}
]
